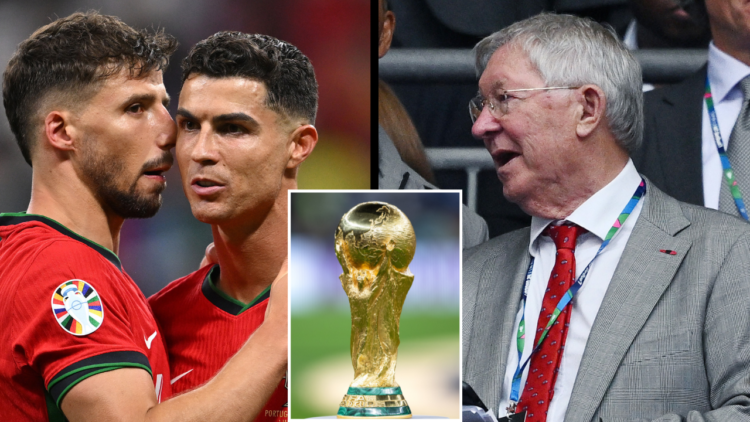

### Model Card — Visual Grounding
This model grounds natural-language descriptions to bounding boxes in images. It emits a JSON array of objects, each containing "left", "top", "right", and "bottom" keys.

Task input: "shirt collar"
[
  {"left": 622, "top": 19, "right": 638, "bottom": 50},
  {"left": 707, "top": 41, "right": 750, "bottom": 103},
  {"left": 529, "top": 159, "right": 642, "bottom": 252}
]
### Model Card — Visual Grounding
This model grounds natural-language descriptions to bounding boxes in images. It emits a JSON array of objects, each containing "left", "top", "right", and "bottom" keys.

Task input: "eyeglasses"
[{"left": 468, "top": 86, "right": 580, "bottom": 123}]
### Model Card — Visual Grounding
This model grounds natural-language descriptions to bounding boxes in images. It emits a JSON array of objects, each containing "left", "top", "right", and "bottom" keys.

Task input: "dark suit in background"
[{"left": 633, "top": 65, "right": 706, "bottom": 206}]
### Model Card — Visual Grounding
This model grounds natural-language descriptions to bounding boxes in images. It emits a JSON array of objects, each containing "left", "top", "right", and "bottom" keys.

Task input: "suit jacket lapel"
[
  {"left": 655, "top": 65, "right": 706, "bottom": 206},
  {"left": 564, "top": 183, "right": 693, "bottom": 422},
  {"left": 466, "top": 235, "right": 531, "bottom": 415}
]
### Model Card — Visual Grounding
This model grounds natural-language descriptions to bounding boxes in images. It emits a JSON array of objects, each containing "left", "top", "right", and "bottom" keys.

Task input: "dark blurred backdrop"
[{"left": 0, "top": 0, "right": 370, "bottom": 295}]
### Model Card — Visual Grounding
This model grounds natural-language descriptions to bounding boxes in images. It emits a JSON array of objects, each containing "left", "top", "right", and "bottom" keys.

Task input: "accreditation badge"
[{"left": 51, "top": 279, "right": 104, "bottom": 336}]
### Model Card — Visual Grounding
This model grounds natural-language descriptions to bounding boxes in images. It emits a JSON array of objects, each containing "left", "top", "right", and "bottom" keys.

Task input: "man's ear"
[
  {"left": 43, "top": 110, "right": 77, "bottom": 153},
  {"left": 286, "top": 124, "right": 318, "bottom": 170},
  {"left": 575, "top": 84, "right": 606, "bottom": 139},
  {"left": 379, "top": 11, "right": 395, "bottom": 58}
]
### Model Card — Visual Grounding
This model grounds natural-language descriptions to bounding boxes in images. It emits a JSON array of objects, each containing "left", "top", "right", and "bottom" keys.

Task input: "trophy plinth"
[
  {"left": 334, "top": 202, "right": 416, "bottom": 419},
  {"left": 337, "top": 387, "right": 411, "bottom": 419}
]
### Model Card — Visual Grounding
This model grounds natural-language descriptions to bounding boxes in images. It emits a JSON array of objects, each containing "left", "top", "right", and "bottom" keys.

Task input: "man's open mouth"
[
  {"left": 195, "top": 180, "right": 219, "bottom": 187},
  {"left": 494, "top": 151, "right": 521, "bottom": 167}
]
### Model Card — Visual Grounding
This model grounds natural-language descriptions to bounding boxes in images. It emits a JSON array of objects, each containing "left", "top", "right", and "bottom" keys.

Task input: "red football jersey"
[
  {"left": 149, "top": 264, "right": 287, "bottom": 422},
  {"left": 0, "top": 214, "right": 172, "bottom": 421}
]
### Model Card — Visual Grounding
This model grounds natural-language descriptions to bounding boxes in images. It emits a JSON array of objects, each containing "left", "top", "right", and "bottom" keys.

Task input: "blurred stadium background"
[
  {"left": 289, "top": 191, "right": 460, "bottom": 419},
  {"left": 0, "top": 0, "right": 370, "bottom": 295}
]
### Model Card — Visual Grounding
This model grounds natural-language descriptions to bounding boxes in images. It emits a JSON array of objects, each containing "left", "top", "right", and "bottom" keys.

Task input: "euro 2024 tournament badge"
[{"left": 51, "top": 279, "right": 104, "bottom": 336}]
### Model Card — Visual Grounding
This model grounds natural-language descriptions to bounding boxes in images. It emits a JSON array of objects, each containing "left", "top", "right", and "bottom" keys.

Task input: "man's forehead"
[
  {"left": 478, "top": 46, "right": 537, "bottom": 93},
  {"left": 181, "top": 75, "right": 267, "bottom": 102},
  {"left": 478, "top": 61, "right": 511, "bottom": 96},
  {"left": 178, "top": 75, "right": 273, "bottom": 120},
  {"left": 102, "top": 67, "right": 165, "bottom": 85},
  {"left": 77, "top": 68, "right": 167, "bottom": 110},
  {"left": 96, "top": 68, "right": 167, "bottom": 95}
]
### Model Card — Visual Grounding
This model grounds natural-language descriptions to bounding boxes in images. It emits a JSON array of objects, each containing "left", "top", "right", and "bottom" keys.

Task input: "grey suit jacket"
[{"left": 463, "top": 181, "right": 750, "bottom": 421}]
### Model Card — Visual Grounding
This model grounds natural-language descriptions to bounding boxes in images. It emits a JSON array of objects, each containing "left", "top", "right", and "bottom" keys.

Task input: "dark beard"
[{"left": 80, "top": 146, "right": 172, "bottom": 219}]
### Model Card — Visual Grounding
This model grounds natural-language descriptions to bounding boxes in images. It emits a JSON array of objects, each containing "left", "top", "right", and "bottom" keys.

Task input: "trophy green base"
[{"left": 337, "top": 387, "right": 412, "bottom": 419}]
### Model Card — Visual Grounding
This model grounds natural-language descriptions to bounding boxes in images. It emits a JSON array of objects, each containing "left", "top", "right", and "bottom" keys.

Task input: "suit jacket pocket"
[{"left": 620, "top": 327, "right": 693, "bottom": 365}]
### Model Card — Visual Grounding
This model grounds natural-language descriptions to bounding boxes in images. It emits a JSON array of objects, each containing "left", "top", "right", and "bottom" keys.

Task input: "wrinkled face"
[
  {"left": 176, "top": 75, "right": 293, "bottom": 225},
  {"left": 630, "top": 0, "right": 709, "bottom": 46},
  {"left": 705, "top": 0, "right": 750, "bottom": 47},
  {"left": 471, "top": 45, "right": 579, "bottom": 210},
  {"left": 75, "top": 70, "right": 175, "bottom": 218}
]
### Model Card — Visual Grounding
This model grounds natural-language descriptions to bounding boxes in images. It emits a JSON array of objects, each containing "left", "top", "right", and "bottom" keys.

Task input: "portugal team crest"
[{"left": 51, "top": 279, "right": 104, "bottom": 336}]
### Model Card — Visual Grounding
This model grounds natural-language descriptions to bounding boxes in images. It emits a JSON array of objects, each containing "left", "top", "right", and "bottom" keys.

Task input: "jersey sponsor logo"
[
  {"left": 51, "top": 279, "right": 104, "bottom": 336},
  {"left": 145, "top": 331, "right": 157, "bottom": 349}
]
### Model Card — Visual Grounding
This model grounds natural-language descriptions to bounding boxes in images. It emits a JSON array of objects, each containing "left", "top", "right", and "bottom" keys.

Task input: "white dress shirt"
[
  {"left": 498, "top": 160, "right": 644, "bottom": 421},
  {"left": 702, "top": 42, "right": 750, "bottom": 209}
]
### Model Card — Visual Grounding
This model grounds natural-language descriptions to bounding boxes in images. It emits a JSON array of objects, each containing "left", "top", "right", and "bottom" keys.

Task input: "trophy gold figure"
[{"left": 335, "top": 202, "right": 416, "bottom": 419}]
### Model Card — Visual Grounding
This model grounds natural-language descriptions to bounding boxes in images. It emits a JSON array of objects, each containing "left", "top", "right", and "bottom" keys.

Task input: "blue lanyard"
[
  {"left": 506, "top": 179, "right": 646, "bottom": 414},
  {"left": 705, "top": 77, "right": 749, "bottom": 220}
]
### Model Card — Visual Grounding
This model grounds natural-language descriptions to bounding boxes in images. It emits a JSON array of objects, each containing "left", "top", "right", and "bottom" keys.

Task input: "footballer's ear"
[
  {"left": 43, "top": 110, "right": 77, "bottom": 152},
  {"left": 286, "top": 124, "right": 318, "bottom": 170}
]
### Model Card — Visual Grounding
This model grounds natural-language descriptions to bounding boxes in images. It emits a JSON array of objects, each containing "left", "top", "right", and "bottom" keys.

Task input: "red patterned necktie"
[{"left": 516, "top": 223, "right": 586, "bottom": 421}]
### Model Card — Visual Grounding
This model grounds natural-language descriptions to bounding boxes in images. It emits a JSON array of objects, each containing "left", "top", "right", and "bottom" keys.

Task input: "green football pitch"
[{"left": 290, "top": 310, "right": 459, "bottom": 418}]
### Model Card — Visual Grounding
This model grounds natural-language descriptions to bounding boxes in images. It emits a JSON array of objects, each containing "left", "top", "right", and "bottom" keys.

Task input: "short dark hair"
[
  {"left": 182, "top": 32, "right": 318, "bottom": 125},
  {"left": 2, "top": 11, "right": 177, "bottom": 166}
]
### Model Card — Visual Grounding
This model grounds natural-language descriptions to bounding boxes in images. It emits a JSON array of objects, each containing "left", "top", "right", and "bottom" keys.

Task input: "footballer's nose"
[
  {"left": 191, "top": 129, "right": 220, "bottom": 164},
  {"left": 157, "top": 104, "right": 177, "bottom": 150}
]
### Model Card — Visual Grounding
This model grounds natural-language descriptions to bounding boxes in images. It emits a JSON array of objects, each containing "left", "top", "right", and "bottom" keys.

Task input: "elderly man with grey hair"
[{"left": 463, "top": 13, "right": 750, "bottom": 422}]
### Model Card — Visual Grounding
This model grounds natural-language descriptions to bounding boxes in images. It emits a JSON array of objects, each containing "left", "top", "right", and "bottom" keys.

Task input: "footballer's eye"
[
  {"left": 180, "top": 120, "right": 198, "bottom": 131},
  {"left": 222, "top": 123, "right": 245, "bottom": 134},
  {"left": 127, "top": 103, "right": 144, "bottom": 114}
]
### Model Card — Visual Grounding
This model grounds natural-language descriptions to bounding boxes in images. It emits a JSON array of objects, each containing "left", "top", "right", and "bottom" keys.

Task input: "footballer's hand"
[{"left": 199, "top": 243, "right": 218, "bottom": 269}]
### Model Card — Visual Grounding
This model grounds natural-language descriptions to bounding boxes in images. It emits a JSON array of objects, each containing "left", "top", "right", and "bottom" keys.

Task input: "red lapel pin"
[{"left": 659, "top": 249, "right": 677, "bottom": 255}]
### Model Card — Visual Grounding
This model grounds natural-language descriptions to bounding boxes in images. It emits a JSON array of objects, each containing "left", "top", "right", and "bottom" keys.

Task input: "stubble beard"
[{"left": 80, "top": 141, "right": 168, "bottom": 219}]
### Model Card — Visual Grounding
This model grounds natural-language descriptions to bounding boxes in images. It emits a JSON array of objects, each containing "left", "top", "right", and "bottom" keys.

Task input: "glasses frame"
[{"left": 469, "top": 86, "right": 580, "bottom": 123}]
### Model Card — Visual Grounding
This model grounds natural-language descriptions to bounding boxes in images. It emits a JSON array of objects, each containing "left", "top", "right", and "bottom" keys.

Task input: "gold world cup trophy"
[{"left": 334, "top": 202, "right": 416, "bottom": 419}]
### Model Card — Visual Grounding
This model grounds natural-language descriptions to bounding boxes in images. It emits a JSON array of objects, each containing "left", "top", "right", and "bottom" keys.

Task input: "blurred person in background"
[
  {"left": 623, "top": 0, "right": 710, "bottom": 90},
  {"left": 378, "top": 0, "right": 489, "bottom": 248},
  {"left": 149, "top": 32, "right": 318, "bottom": 421},
  {"left": 634, "top": 0, "right": 750, "bottom": 219},
  {"left": 379, "top": 78, "right": 436, "bottom": 184},
  {"left": 0, "top": 11, "right": 287, "bottom": 422},
  {"left": 624, "top": 0, "right": 710, "bottom": 50}
]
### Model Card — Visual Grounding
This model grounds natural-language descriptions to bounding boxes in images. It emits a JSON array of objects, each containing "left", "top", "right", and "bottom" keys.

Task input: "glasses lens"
[
  {"left": 469, "top": 98, "right": 481, "bottom": 123},
  {"left": 497, "top": 95, "right": 508, "bottom": 116}
]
